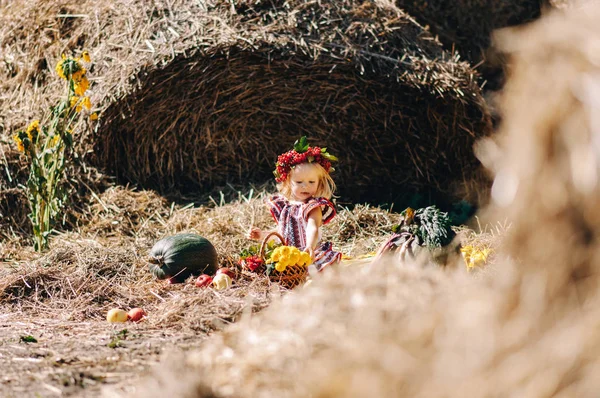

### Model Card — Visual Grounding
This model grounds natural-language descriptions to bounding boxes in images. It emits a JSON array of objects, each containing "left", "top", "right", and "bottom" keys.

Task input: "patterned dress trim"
[{"left": 302, "top": 197, "right": 336, "bottom": 225}]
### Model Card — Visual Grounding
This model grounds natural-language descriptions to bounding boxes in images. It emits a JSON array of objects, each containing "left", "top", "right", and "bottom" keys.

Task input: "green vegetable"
[
  {"left": 148, "top": 233, "right": 218, "bottom": 282},
  {"left": 393, "top": 206, "right": 455, "bottom": 249}
]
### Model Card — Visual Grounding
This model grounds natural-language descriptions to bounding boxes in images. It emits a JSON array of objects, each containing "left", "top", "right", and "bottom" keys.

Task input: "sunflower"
[
  {"left": 26, "top": 120, "right": 40, "bottom": 142},
  {"left": 55, "top": 55, "right": 67, "bottom": 79},
  {"left": 74, "top": 76, "right": 89, "bottom": 96},
  {"left": 13, "top": 133, "right": 24, "bottom": 152},
  {"left": 51, "top": 135, "right": 60, "bottom": 147},
  {"left": 82, "top": 96, "right": 92, "bottom": 110}
]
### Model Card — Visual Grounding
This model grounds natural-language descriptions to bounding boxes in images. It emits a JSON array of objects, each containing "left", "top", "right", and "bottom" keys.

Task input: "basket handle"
[{"left": 259, "top": 231, "right": 286, "bottom": 260}]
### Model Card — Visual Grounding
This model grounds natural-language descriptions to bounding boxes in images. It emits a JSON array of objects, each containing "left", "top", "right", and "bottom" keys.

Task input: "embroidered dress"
[{"left": 267, "top": 195, "right": 342, "bottom": 272}]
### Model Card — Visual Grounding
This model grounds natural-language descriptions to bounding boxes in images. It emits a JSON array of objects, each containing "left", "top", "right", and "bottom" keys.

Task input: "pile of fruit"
[
  {"left": 237, "top": 239, "right": 280, "bottom": 272},
  {"left": 237, "top": 242, "right": 312, "bottom": 288},
  {"left": 239, "top": 242, "right": 313, "bottom": 274},
  {"left": 193, "top": 267, "right": 235, "bottom": 290},
  {"left": 106, "top": 307, "right": 146, "bottom": 323},
  {"left": 106, "top": 266, "right": 237, "bottom": 324}
]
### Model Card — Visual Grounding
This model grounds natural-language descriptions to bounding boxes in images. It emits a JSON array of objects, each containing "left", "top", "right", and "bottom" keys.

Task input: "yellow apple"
[
  {"left": 106, "top": 308, "right": 128, "bottom": 323},
  {"left": 212, "top": 273, "right": 232, "bottom": 290}
]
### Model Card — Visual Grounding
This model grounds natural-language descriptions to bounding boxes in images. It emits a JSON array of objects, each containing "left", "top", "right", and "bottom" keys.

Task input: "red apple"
[
  {"left": 195, "top": 274, "right": 213, "bottom": 288},
  {"left": 127, "top": 308, "right": 146, "bottom": 322},
  {"left": 216, "top": 267, "right": 236, "bottom": 280}
]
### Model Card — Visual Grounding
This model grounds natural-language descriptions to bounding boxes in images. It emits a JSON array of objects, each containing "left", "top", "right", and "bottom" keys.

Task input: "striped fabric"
[{"left": 267, "top": 195, "right": 342, "bottom": 272}]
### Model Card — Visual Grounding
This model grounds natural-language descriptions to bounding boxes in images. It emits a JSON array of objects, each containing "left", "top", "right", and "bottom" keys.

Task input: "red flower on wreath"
[{"left": 273, "top": 136, "right": 338, "bottom": 183}]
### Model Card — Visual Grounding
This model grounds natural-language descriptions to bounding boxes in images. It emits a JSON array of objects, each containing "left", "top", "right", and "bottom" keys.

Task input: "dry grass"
[
  {"left": 127, "top": 255, "right": 600, "bottom": 398},
  {"left": 548, "top": 0, "right": 597, "bottom": 9}
]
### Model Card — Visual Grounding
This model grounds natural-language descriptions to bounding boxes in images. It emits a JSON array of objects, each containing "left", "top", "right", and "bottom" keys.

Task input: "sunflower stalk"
[{"left": 13, "top": 51, "right": 96, "bottom": 251}]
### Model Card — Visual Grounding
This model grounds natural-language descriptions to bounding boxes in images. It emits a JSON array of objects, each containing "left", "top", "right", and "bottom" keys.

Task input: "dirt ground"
[{"left": 0, "top": 312, "right": 211, "bottom": 397}]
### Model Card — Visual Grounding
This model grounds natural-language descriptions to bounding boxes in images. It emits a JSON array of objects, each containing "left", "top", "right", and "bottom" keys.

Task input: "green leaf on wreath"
[
  {"left": 293, "top": 136, "right": 309, "bottom": 153},
  {"left": 321, "top": 152, "right": 338, "bottom": 161}
]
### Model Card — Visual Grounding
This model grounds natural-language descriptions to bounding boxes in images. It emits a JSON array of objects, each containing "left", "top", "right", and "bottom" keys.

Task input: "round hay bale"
[
  {"left": 91, "top": 0, "right": 493, "bottom": 205},
  {"left": 0, "top": 0, "right": 492, "bottom": 211}
]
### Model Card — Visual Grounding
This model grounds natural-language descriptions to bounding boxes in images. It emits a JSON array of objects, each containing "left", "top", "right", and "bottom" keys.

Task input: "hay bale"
[
  {"left": 0, "top": 0, "right": 492, "bottom": 210},
  {"left": 93, "top": 0, "right": 492, "bottom": 205},
  {"left": 395, "top": 0, "right": 542, "bottom": 90}
]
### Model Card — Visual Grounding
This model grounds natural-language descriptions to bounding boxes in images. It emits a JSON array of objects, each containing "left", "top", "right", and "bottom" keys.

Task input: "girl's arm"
[{"left": 305, "top": 207, "right": 323, "bottom": 258}]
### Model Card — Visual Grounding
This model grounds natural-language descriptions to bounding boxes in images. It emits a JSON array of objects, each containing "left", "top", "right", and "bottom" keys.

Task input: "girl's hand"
[
  {"left": 305, "top": 246, "right": 315, "bottom": 260},
  {"left": 247, "top": 227, "right": 262, "bottom": 240}
]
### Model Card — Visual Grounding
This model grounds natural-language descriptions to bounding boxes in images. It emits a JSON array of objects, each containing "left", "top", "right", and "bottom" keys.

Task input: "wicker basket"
[{"left": 241, "top": 232, "right": 308, "bottom": 289}]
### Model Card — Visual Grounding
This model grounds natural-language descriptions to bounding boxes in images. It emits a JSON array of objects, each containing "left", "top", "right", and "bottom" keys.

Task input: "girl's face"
[{"left": 290, "top": 163, "right": 321, "bottom": 202}]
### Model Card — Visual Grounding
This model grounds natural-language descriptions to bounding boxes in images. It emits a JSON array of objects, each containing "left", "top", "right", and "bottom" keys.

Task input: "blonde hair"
[{"left": 277, "top": 163, "right": 336, "bottom": 200}]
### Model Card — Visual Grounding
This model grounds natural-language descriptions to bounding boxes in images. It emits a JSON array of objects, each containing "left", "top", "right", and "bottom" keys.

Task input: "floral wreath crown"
[{"left": 273, "top": 136, "right": 338, "bottom": 183}]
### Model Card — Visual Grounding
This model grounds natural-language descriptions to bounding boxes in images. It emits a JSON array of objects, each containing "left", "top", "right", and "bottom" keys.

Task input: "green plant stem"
[{"left": 32, "top": 89, "right": 74, "bottom": 250}]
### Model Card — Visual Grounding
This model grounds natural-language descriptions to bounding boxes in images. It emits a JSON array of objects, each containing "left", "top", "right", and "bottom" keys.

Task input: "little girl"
[{"left": 248, "top": 137, "right": 342, "bottom": 272}]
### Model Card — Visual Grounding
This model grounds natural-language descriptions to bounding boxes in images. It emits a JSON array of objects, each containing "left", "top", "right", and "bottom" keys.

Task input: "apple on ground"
[
  {"left": 216, "top": 267, "right": 236, "bottom": 280},
  {"left": 195, "top": 274, "right": 213, "bottom": 288},
  {"left": 128, "top": 308, "right": 146, "bottom": 322},
  {"left": 212, "top": 273, "right": 232, "bottom": 290},
  {"left": 106, "top": 308, "right": 128, "bottom": 323}
]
